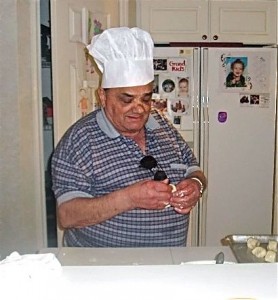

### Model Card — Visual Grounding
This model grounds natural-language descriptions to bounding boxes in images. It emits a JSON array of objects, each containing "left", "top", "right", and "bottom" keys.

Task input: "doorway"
[{"left": 40, "top": 0, "right": 57, "bottom": 247}]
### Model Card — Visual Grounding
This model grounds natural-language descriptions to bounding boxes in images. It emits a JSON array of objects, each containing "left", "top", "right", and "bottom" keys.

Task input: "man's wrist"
[{"left": 190, "top": 177, "right": 204, "bottom": 196}]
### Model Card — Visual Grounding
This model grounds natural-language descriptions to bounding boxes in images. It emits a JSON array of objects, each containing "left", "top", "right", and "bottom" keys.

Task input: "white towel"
[{"left": 0, "top": 251, "right": 62, "bottom": 300}]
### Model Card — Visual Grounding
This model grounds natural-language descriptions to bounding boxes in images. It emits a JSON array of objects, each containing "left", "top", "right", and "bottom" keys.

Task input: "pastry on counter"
[
  {"left": 247, "top": 237, "right": 260, "bottom": 250},
  {"left": 251, "top": 246, "right": 267, "bottom": 258},
  {"left": 267, "top": 240, "right": 277, "bottom": 252},
  {"left": 264, "top": 250, "right": 276, "bottom": 263}
]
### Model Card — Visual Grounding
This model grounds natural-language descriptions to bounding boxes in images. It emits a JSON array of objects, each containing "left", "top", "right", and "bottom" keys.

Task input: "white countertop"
[
  {"left": 40, "top": 246, "right": 237, "bottom": 265},
  {"left": 3, "top": 247, "right": 277, "bottom": 299},
  {"left": 58, "top": 263, "right": 277, "bottom": 300}
]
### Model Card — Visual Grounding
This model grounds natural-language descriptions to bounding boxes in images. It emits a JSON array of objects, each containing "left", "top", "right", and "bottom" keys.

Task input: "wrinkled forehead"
[{"left": 103, "top": 82, "right": 154, "bottom": 95}]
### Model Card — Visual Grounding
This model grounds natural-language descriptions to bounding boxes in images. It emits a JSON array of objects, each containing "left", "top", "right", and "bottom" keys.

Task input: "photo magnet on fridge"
[{"left": 225, "top": 57, "right": 248, "bottom": 88}]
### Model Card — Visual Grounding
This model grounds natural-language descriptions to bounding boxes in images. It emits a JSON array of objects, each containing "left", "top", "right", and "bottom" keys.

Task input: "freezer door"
[
  {"left": 153, "top": 47, "right": 201, "bottom": 246},
  {"left": 200, "top": 47, "right": 277, "bottom": 246}
]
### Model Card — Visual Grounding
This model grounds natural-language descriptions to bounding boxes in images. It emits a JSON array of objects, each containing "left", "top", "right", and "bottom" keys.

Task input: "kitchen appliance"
[{"left": 153, "top": 46, "right": 277, "bottom": 246}]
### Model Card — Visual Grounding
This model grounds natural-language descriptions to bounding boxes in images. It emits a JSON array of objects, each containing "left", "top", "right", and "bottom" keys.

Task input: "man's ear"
[{"left": 97, "top": 88, "right": 106, "bottom": 108}]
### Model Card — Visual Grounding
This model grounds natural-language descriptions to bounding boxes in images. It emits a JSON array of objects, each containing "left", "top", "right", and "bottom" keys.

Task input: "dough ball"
[
  {"left": 264, "top": 250, "right": 276, "bottom": 263},
  {"left": 169, "top": 184, "right": 177, "bottom": 192},
  {"left": 267, "top": 240, "right": 277, "bottom": 252},
  {"left": 247, "top": 237, "right": 260, "bottom": 249},
  {"left": 252, "top": 246, "right": 267, "bottom": 258}
]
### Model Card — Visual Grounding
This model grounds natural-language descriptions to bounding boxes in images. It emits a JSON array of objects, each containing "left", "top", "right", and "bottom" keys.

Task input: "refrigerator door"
[{"left": 200, "top": 47, "right": 277, "bottom": 246}]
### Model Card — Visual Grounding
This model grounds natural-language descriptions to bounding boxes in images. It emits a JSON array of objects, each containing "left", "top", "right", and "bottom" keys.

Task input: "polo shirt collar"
[{"left": 96, "top": 108, "right": 160, "bottom": 138}]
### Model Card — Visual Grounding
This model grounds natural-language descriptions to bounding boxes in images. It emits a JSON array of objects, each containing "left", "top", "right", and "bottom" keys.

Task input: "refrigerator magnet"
[{"left": 218, "top": 111, "right": 227, "bottom": 123}]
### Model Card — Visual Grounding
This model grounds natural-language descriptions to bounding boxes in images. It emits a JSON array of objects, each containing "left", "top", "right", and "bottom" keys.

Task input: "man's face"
[{"left": 98, "top": 82, "right": 153, "bottom": 136}]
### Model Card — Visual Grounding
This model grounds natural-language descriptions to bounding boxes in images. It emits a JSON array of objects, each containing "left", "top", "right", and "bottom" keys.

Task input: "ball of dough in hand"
[{"left": 169, "top": 184, "right": 177, "bottom": 192}]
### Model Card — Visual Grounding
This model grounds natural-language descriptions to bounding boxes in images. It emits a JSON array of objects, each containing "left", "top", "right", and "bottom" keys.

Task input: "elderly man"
[{"left": 51, "top": 27, "right": 206, "bottom": 247}]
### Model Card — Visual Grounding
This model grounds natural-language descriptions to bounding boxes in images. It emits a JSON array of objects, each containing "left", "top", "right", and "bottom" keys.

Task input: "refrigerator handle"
[
  {"left": 202, "top": 95, "right": 209, "bottom": 178},
  {"left": 198, "top": 48, "right": 210, "bottom": 246},
  {"left": 198, "top": 95, "right": 209, "bottom": 247},
  {"left": 192, "top": 47, "right": 201, "bottom": 163}
]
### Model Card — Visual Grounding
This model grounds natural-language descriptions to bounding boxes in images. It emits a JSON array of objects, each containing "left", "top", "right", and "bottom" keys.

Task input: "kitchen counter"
[
  {"left": 3, "top": 247, "right": 278, "bottom": 299},
  {"left": 39, "top": 246, "right": 237, "bottom": 265},
  {"left": 59, "top": 263, "right": 277, "bottom": 300}
]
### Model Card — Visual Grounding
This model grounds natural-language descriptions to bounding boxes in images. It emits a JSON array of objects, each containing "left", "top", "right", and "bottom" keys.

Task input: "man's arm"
[{"left": 58, "top": 179, "right": 173, "bottom": 229}]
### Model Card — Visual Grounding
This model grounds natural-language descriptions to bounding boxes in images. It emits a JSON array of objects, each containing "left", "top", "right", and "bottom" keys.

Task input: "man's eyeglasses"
[{"left": 140, "top": 155, "right": 167, "bottom": 181}]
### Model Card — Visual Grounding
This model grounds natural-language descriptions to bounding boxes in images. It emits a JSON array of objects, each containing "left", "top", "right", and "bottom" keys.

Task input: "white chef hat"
[{"left": 87, "top": 27, "right": 154, "bottom": 88}]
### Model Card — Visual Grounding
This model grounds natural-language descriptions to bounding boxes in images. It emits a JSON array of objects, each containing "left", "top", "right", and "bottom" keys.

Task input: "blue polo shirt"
[{"left": 51, "top": 108, "right": 200, "bottom": 247}]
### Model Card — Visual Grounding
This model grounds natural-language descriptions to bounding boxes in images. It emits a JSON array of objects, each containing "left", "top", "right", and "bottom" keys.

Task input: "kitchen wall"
[{"left": 0, "top": 0, "right": 46, "bottom": 258}]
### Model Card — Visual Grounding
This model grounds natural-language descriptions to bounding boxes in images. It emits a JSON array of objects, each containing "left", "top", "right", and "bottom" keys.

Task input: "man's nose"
[{"left": 132, "top": 100, "right": 146, "bottom": 112}]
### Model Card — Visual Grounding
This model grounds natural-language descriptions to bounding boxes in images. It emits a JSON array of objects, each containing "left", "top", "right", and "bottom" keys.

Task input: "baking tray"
[{"left": 221, "top": 234, "right": 278, "bottom": 263}]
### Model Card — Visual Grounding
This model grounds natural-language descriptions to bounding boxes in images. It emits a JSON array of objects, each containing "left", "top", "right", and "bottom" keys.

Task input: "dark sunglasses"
[{"left": 140, "top": 155, "right": 167, "bottom": 181}]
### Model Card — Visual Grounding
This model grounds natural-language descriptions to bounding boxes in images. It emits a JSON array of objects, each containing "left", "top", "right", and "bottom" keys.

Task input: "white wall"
[{"left": 0, "top": 0, "right": 46, "bottom": 258}]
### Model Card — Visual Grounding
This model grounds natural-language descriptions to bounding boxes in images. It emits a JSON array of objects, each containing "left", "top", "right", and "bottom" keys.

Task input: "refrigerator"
[{"left": 153, "top": 46, "right": 277, "bottom": 246}]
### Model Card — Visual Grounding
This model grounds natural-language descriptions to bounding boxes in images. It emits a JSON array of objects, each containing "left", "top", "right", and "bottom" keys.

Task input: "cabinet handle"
[
  {"left": 202, "top": 35, "right": 207, "bottom": 40},
  {"left": 213, "top": 35, "right": 218, "bottom": 40}
]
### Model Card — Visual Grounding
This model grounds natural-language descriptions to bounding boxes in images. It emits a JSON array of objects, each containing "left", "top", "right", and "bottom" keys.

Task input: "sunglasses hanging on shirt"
[{"left": 139, "top": 155, "right": 167, "bottom": 181}]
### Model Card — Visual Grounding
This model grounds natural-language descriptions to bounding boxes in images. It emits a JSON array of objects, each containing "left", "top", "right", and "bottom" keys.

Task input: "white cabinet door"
[
  {"left": 137, "top": 0, "right": 277, "bottom": 44},
  {"left": 210, "top": 0, "right": 277, "bottom": 44},
  {"left": 137, "top": 0, "right": 209, "bottom": 43}
]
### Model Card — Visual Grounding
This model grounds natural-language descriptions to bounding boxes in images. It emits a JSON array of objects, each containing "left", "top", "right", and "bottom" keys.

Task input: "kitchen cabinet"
[{"left": 136, "top": 0, "right": 277, "bottom": 44}]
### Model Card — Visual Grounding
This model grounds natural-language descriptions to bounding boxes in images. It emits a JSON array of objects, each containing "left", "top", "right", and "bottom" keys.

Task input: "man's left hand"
[{"left": 169, "top": 178, "right": 202, "bottom": 214}]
